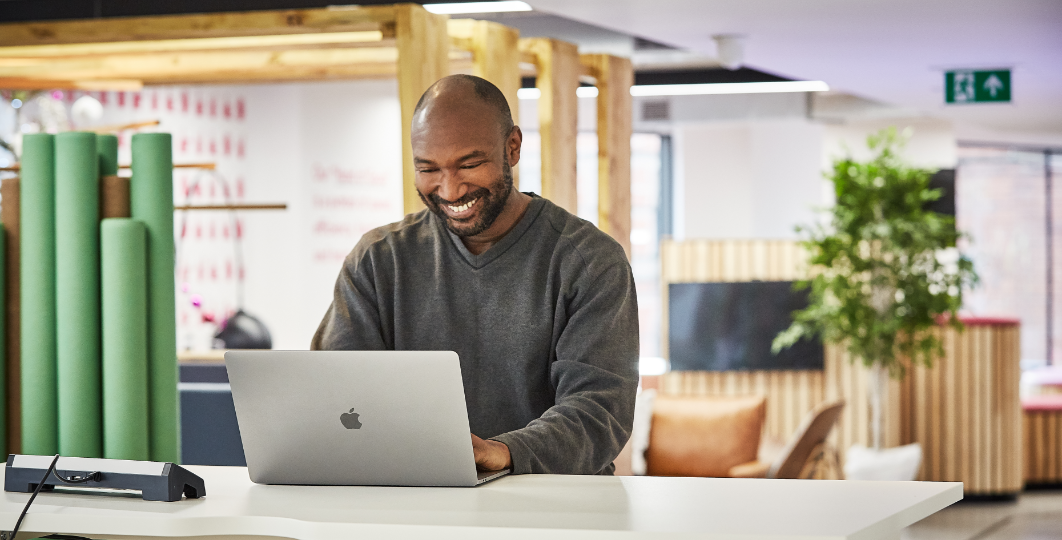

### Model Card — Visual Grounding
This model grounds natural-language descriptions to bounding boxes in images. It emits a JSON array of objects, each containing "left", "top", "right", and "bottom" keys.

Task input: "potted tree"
[{"left": 773, "top": 128, "right": 978, "bottom": 477}]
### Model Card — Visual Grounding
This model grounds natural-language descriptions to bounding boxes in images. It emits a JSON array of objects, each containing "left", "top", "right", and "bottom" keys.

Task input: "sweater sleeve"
[
  {"left": 310, "top": 246, "right": 390, "bottom": 351},
  {"left": 491, "top": 258, "right": 640, "bottom": 475}
]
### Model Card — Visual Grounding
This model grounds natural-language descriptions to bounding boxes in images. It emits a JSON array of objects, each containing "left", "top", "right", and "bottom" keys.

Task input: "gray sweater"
[{"left": 311, "top": 195, "right": 639, "bottom": 475}]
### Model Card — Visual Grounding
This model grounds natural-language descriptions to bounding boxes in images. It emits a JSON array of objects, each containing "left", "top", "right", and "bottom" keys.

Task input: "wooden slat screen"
[
  {"left": 660, "top": 239, "right": 1022, "bottom": 493},
  {"left": 1025, "top": 409, "right": 1062, "bottom": 485}
]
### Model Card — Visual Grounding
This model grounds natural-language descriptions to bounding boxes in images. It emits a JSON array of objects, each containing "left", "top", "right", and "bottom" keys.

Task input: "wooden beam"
[
  {"left": 581, "top": 54, "right": 633, "bottom": 258},
  {"left": 0, "top": 6, "right": 398, "bottom": 47},
  {"left": 521, "top": 38, "right": 580, "bottom": 213},
  {"left": 0, "top": 77, "right": 142, "bottom": 91},
  {"left": 448, "top": 19, "right": 521, "bottom": 187},
  {"left": 91, "top": 120, "right": 161, "bottom": 133},
  {"left": 0, "top": 47, "right": 401, "bottom": 80},
  {"left": 0, "top": 47, "right": 468, "bottom": 86},
  {"left": 395, "top": 4, "right": 450, "bottom": 215},
  {"left": 2, "top": 161, "right": 214, "bottom": 172},
  {"left": 0, "top": 31, "right": 386, "bottom": 59},
  {"left": 174, "top": 204, "right": 287, "bottom": 211},
  {"left": 130, "top": 65, "right": 400, "bottom": 85}
]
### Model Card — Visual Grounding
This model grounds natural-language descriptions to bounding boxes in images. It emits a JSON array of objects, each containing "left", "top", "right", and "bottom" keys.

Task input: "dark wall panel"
[
  {"left": 0, "top": 0, "right": 446, "bottom": 22},
  {"left": 0, "top": 0, "right": 98, "bottom": 23}
]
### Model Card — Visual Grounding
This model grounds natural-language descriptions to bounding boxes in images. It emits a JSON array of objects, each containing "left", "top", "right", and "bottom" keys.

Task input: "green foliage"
[{"left": 772, "top": 128, "right": 978, "bottom": 378}]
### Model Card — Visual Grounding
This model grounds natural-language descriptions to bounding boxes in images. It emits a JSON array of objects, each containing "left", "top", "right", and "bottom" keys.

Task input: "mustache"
[{"left": 428, "top": 187, "right": 490, "bottom": 207}]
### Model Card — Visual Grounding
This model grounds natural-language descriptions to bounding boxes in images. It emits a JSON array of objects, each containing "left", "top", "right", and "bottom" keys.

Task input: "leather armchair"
[{"left": 645, "top": 395, "right": 766, "bottom": 478}]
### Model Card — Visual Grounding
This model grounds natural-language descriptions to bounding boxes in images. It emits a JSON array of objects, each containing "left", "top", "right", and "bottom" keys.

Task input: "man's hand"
[{"left": 471, "top": 434, "right": 512, "bottom": 471}]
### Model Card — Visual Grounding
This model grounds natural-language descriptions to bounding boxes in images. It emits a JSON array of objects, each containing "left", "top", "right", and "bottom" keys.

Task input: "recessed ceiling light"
[
  {"left": 517, "top": 88, "right": 541, "bottom": 100},
  {"left": 424, "top": 1, "right": 533, "bottom": 14},
  {"left": 517, "top": 87, "right": 598, "bottom": 99},
  {"left": 630, "top": 81, "right": 829, "bottom": 96},
  {"left": 576, "top": 87, "right": 599, "bottom": 98}
]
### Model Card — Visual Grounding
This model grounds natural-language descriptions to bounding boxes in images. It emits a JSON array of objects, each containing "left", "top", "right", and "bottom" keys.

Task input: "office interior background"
[{"left": 0, "top": 1, "right": 1060, "bottom": 538}]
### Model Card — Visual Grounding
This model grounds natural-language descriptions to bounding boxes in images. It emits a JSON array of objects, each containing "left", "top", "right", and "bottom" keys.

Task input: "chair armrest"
[{"left": 728, "top": 460, "right": 770, "bottom": 478}]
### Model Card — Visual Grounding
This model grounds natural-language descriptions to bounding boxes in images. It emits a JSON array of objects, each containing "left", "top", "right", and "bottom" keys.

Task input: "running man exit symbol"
[{"left": 945, "top": 69, "right": 1011, "bottom": 103}]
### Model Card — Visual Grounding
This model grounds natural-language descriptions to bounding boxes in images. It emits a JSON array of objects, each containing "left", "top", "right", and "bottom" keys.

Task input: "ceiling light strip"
[
  {"left": 424, "top": 1, "right": 533, "bottom": 14},
  {"left": 630, "top": 81, "right": 829, "bottom": 96},
  {"left": 518, "top": 81, "right": 829, "bottom": 100}
]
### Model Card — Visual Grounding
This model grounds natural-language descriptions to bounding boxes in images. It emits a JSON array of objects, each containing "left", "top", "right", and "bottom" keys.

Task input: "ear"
[{"left": 506, "top": 125, "right": 522, "bottom": 167}]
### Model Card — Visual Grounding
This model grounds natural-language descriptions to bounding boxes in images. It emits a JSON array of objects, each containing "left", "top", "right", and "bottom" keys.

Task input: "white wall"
[
  {"left": 666, "top": 93, "right": 958, "bottom": 241},
  {"left": 672, "top": 119, "right": 826, "bottom": 240},
  {"left": 822, "top": 118, "right": 957, "bottom": 170},
  {"left": 240, "top": 80, "right": 404, "bottom": 350}
]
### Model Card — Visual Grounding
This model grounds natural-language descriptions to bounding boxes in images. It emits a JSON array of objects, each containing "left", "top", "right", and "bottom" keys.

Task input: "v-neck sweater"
[{"left": 311, "top": 195, "right": 639, "bottom": 475}]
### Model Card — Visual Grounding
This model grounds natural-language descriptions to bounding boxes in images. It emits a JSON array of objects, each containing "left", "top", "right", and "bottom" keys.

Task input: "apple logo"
[{"left": 340, "top": 408, "right": 363, "bottom": 430}]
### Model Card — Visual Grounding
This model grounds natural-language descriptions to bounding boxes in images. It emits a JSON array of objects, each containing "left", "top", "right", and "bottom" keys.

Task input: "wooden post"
[
  {"left": 395, "top": 4, "right": 449, "bottom": 215},
  {"left": 0, "top": 178, "right": 19, "bottom": 454},
  {"left": 448, "top": 19, "right": 521, "bottom": 187},
  {"left": 582, "top": 54, "right": 633, "bottom": 258},
  {"left": 447, "top": 19, "right": 520, "bottom": 123},
  {"left": 522, "top": 38, "right": 579, "bottom": 213}
]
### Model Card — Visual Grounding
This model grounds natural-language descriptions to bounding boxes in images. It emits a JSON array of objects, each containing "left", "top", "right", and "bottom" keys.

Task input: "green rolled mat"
[
  {"left": 130, "top": 133, "right": 179, "bottom": 463},
  {"left": 101, "top": 219, "right": 149, "bottom": 461},
  {"left": 97, "top": 134, "right": 119, "bottom": 177},
  {"left": 55, "top": 131, "right": 102, "bottom": 458},
  {"left": 19, "top": 133, "right": 58, "bottom": 456}
]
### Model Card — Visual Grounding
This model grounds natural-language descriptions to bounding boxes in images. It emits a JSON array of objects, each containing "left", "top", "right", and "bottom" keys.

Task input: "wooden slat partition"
[
  {"left": 660, "top": 239, "right": 1020, "bottom": 495},
  {"left": 900, "top": 321, "right": 1023, "bottom": 493},
  {"left": 659, "top": 239, "right": 901, "bottom": 453}
]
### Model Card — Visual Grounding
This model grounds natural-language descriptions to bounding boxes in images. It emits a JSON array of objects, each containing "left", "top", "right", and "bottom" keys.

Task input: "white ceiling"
[{"left": 526, "top": 0, "right": 1062, "bottom": 146}]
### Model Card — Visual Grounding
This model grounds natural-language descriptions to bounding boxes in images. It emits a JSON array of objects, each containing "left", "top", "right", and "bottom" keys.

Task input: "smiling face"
[{"left": 411, "top": 78, "right": 522, "bottom": 239}]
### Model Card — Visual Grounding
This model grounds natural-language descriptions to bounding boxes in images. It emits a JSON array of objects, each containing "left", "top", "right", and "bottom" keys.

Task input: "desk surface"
[{"left": 3, "top": 466, "right": 961, "bottom": 540}]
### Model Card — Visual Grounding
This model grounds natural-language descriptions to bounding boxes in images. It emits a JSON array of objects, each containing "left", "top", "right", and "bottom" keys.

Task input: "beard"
[{"left": 419, "top": 161, "right": 514, "bottom": 238}]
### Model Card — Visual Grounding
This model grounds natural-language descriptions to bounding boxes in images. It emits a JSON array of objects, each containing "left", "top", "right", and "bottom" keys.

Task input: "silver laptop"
[{"left": 225, "top": 350, "right": 509, "bottom": 487}]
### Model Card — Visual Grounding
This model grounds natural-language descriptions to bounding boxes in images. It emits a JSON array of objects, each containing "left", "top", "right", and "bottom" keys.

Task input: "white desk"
[{"left": 2, "top": 466, "right": 961, "bottom": 540}]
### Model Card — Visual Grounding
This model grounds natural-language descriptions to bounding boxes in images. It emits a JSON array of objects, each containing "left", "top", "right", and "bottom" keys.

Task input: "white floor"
[{"left": 904, "top": 489, "right": 1062, "bottom": 540}]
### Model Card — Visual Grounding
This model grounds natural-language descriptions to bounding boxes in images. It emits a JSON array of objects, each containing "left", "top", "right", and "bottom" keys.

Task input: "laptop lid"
[{"left": 226, "top": 350, "right": 496, "bottom": 487}]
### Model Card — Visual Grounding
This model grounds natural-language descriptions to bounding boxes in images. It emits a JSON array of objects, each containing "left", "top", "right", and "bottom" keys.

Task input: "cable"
[
  {"left": 1, "top": 456, "right": 102, "bottom": 540},
  {"left": 52, "top": 468, "right": 102, "bottom": 485},
  {"left": 3, "top": 454, "right": 59, "bottom": 540}
]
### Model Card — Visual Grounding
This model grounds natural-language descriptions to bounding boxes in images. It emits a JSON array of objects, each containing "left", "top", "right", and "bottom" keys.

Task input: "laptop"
[{"left": 225, "top": 350, "right": 510, "bottom": 487}]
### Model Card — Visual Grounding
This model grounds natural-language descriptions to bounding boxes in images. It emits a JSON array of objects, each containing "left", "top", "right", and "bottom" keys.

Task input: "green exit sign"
[{"left": 945, "top": 69, "right": 1011, "bottom": 103}]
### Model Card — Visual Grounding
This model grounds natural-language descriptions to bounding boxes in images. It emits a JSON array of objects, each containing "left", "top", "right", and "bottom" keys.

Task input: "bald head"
[
  {"left": 413, "top": 74, "right": 514, "bottom": 140},
  {"left": 410, "top": 74, "right": 525, "bottom": 243}
]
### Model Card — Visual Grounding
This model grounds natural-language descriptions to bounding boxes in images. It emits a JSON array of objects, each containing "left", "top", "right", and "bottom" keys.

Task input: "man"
[{"left": 312, "top": 74, "right": 638, "bottom": 475}]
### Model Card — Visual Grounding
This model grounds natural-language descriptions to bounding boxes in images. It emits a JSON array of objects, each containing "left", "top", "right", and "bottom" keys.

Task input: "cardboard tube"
[
  {"left": 100, "top": 175, "right": 131, "bottom": 219},
  {"left": 98, "top": 135, "right": 128, "bottom": 219},
  {"left": 131, "top": 133, "right": 180, "bottom": 463},
  {"left": 55, "top": 131, "right": 102, "bottom": 458},
  {"left": 19, "top": 134, "right": 57, "bottom": 456},
  {"left": 1, "top": 178, "right": 20, "bottom": 455},
  {"left": 101, "top": 219, "right": 150, "bottom": 460}
]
